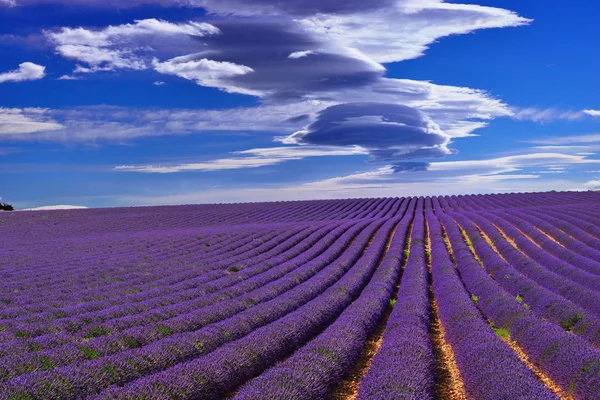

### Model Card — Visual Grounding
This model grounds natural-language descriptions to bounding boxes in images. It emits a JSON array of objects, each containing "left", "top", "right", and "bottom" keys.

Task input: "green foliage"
[
  {"left": 101, "top": 365, "right": 120, "bottom": 384},
  {"left": 542, "top": 344, "right": 561, "bottom": 361},
  {"left": 85, "top": 326, "right": 109, "bottom": 339},
  {"left": 389, "top": 298, "right": 397, "bottom": 307},
  {"left": 79, "top": 346, "right": 100, "bottom": 360},
  {"left": 52, "top": 310, "right": 68, "bottom": 318},
  {"left": 0, "top": 202, "right": 14, "bottom": 211},
  {"left": 14, "top": 330, "right": 30, "bottom": 339},
  {"left": 40, "top": 356, "right": 55, "bottom": 371},
  {"left": 27, "top": 342, "right": 42, "bottom": 352},
  {"left": 9, "top": 392, "right": 34, "bottom": 400},
  {"left": 516, "top": 294, "right": 523, "bottom": 303},
  {"left": 561, "top": 313, "right": 585, "bottom": 332},
  {"left": 489, "top": 322, "right": 510, "bottom": 338},
  {"left": 123, "top": 336, "right": 140, "bottom": 349},
  {"left": 471, "top": 294, "right": 479, "bottom": 304},
  {"left": 493, "top": 327, "right": 510, "bottom": 338},
  {"left": 192, "top": 340, "right": 206, "bottom": 354},
  {"left": 156, "top": 326, "right": 172, "bottom": 336},
  {"left": 317, "top": 348, "right": 338, "bottom": 363},
  {"left": 582, "top": 360, "right": 600, "bottom": 374},
  {"left": 227, "top": 265, "right": 243, "bottom": 273}
]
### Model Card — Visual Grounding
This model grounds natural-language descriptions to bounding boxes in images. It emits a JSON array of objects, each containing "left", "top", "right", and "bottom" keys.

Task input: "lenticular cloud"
[{"left": 285, "top": 102, "right": 454, "bottom": 162}]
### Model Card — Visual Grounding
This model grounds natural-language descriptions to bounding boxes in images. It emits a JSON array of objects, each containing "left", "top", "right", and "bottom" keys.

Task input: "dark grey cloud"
[
  {"left": 156, "top": 20, "right": 385, "bottom": 100},
  {"left": 285, "top": 103, "right": 454, "bottom": 162},
  {"left": 369, "top": 146, "right": 457, "bottom": 163},
  {"left": 285, "top": 114, "right": 310, "bottom": 123},
  {"left": 1, "top": 0, "right": 184, "bottom": 7},
  {"left": 2, "top": 0, "right": 396, "bottom": 14},
  {"left": 391, "top": 162, "right": 430, "bottom": 173},
  {"left": 199, "top": 0, "right": 396, "bottom": 16}
]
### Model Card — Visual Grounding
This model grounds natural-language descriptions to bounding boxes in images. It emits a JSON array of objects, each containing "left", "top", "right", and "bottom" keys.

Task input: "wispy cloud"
[
  {"left": 511, "top": 107, "right": 584, "bottom": 122},
  {"left": 152, "top": 55, "right": 256, "bottom": 95},
  {"left": 510, "top": 107, "right": 600, "bottom": 122},
  {"left": 0, "top": 62, "right": 46, "bottom": 83},
  {"left": 294, "top": 1, "right": 531, "bottom": 64},
  {"left": 0, "top": 108, "right": 63, "bottom": 135},
  {"left": 57, "top": 75, "right": 82, "bottom": 80},
  {"left": 528, "top": 133, "right": 600, "bottom": 145},
  {"left": 115, "top": 145, "right": 367, "bottom": 173}
]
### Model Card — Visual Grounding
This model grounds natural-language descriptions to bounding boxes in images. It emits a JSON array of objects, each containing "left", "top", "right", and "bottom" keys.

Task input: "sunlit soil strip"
[
  {"left": 498, "top": 335, "right": 575, "bottom": 400},
  {"left": 470, "top": 221, "right": 509, "bottom": 263},
  {"left": 359, "top": 228, "right": 378, "bottom": 257},
  {"left": 426, "top": 218, "right": 468, "bottom": 400},
  {"left": 328, "top": 308, "right": 388, "bottom": 400},
  {"left": 430, "top": 299, "right": 467, "bottom": 400},
  {"left": 493, "top": 222, "right": 542, "bottom": 251},
  {"left": 445, "top": 220, "right": 571, "bottom": 399},
  {"left": 454, "top": 221, "right": 483, "bottom": 267},
  {"left": 223, "top": 221, "right": 387, "bottom": 399},
  {"left": 535, "top": 226, "right": 568, "bottom": 249},
  {"left": 329, "top": 212, "right": 413, "bottom": 400}
]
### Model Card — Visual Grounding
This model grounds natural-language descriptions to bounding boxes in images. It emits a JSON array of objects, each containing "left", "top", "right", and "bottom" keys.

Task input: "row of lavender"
[
  {"left": 0, "top": 197, "right": 404, "bottom": 398},
  {"left": 2, "top": 192, "right": 600, "bottom": 399}
]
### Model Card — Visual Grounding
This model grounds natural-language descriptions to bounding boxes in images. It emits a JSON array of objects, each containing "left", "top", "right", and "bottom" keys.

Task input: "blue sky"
[{"left": 1, "top": 0, "right": 600, "bottom": 209}]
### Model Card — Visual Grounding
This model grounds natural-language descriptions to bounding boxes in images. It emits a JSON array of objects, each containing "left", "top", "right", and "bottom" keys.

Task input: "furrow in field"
[
  {"left": 87, "top": 219, "right": 393, "bottom": 399},
  {"left": 438, "top": 210, "right": 600, "bottom": 399},
  {"left": 1, "top": 219, "right": 383, "bottom": 398},
  {"left": 227, "top": 198, "right": 411, "bottom": 400}
]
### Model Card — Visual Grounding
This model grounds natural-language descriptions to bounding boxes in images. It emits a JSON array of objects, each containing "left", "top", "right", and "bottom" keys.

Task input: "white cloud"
[
  {"left": 528, "top": 133, "right": 600, "bottom": 145},
  {"left": 57, "top": 75, "right": 82, "bottom": 80},
  {"left": 429, "top": 153, "right": 600, "bottom": 176},
  {"left": 153, "top": 81, "right": 166, "bottom": 86},
  {"left": 0, "top": 62, "right": 46, "bottom": 83},
  {"left": 583, "top": 109, "right": 600, "bottom": 117},
  {"left": 0, "top": 76, "right": 509, "bottom": 143},
  {"left": 583, "top": 180, "right": 600, "bottom": 190},
  {"left": 511, "top": 107, "right": 584, "bottom": 122},
  {"left": 296, "top": 1, "right": 530, "bottom": 64},
  {"left": 0, "top": 102, "right": 327, "bottom": 141},
  {"left": 23, "top": 205, "right": 88, "bottom": 211},
  {"left": 115, "top": 145, "right": 367, "bottom": 173},
  {"left": 46, "top": 19, "right": 220, "bottom": 73},
  {"left": 115, "top": 174, "right": 578, "bottom": 207},
  {"left": 323, "top": 78, "right": 512, "bottom": 138},
  {"left": 0, "top": 0, "right": 16, "bottom": 7},
  {"left": 288, "top": 50, "right": 316, "bottom": 59},
  {"left": 152, "top": 56, "right": 255, "bottom": 94},
  {"left": 0, "top": 108, "right": 63, "bottom": 135}
]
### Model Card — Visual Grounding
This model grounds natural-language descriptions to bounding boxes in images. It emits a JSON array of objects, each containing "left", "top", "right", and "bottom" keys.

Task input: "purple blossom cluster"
[
  {"left": 357, "top": 197, "right": 436, "bottom": 399},
  {"left": 2, "top": 192, "right": 600, "bottom": 399},
  {"left": 426, "top": 200, "right": 556, "bottom": 399}
]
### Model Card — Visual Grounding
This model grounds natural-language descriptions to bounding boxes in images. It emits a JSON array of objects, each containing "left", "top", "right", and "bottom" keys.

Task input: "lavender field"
[{"left": 2, "top": 192, "right": 600, "bottom": 399}]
